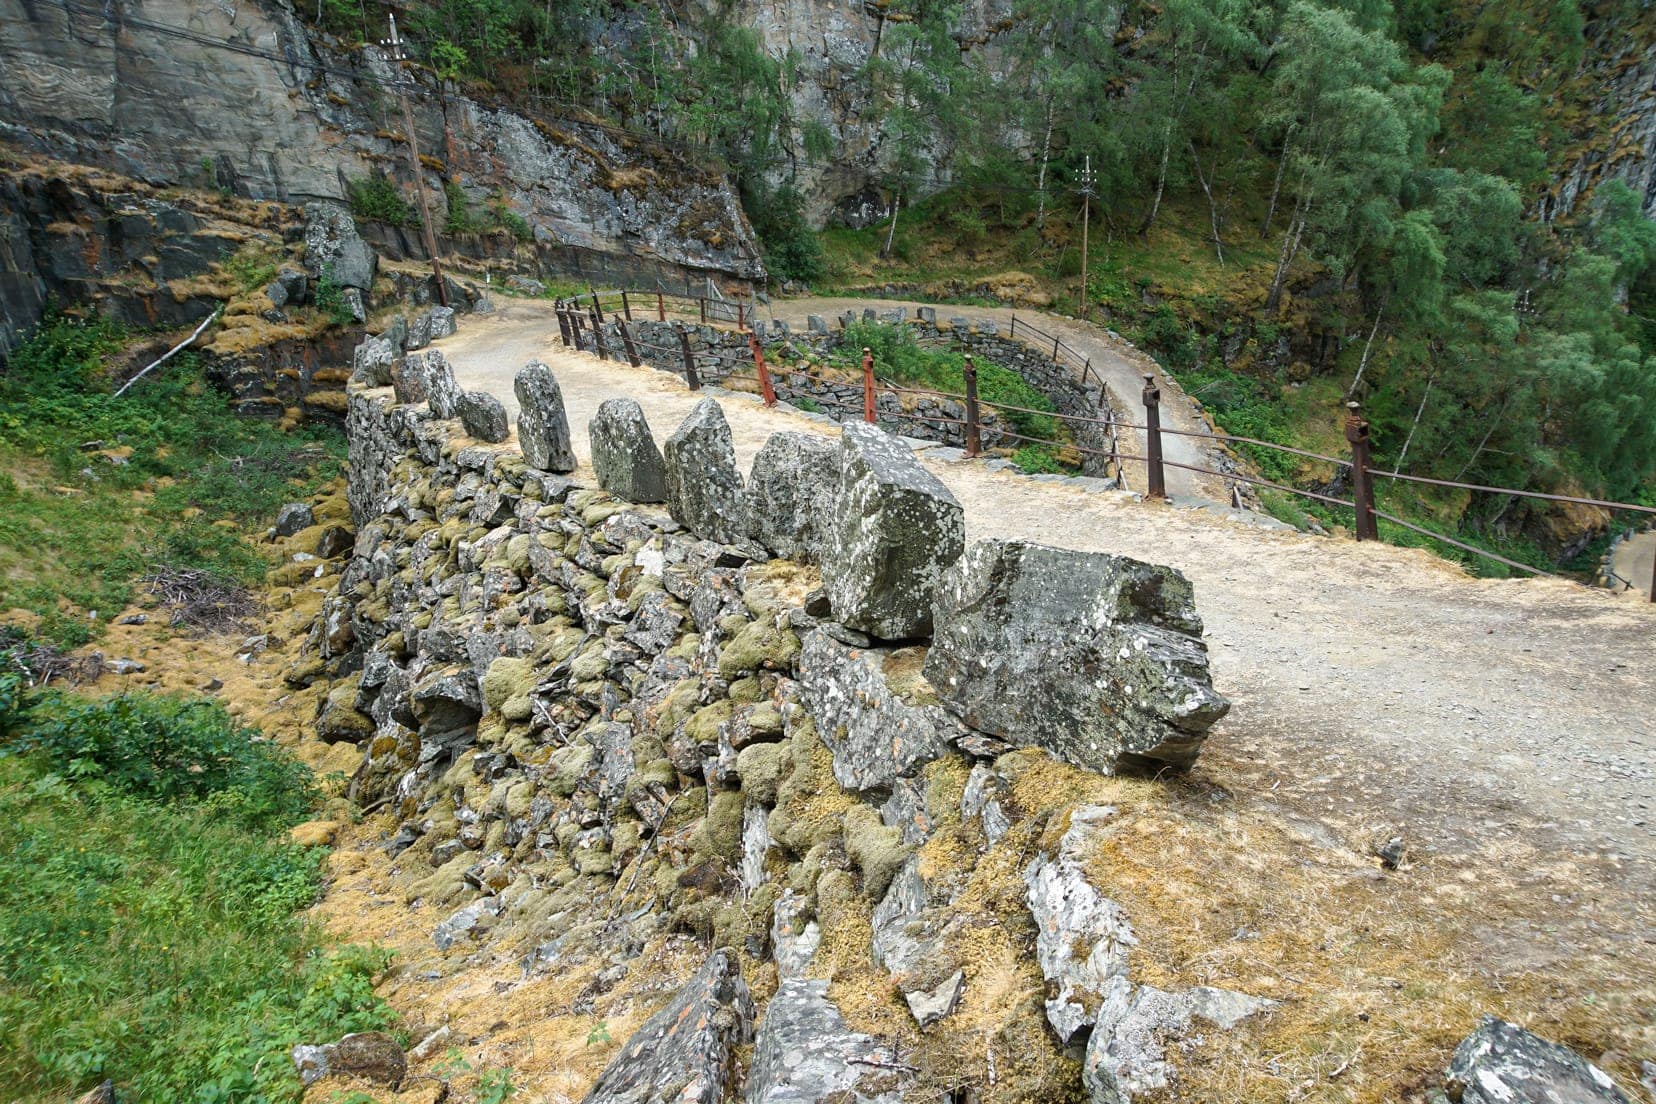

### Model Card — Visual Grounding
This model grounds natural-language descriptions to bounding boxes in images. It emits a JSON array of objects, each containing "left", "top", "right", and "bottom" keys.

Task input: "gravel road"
[{"left": 436, "top": 300, "right": 1656, "bottom": 901}]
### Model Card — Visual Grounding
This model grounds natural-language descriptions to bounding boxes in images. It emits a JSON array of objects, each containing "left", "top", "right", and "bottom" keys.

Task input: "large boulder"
[
  {"left": 350, "top": 334, "right": 395, "bottom": 386},
  {"left": 664, "top": 398, "right": 747, "bottom": 544},
  {"left": 798, "top": 630, "right": 951, "bottom": 794},
  {"left": 581, "top": 948, "right": 753, "bottom": 1104},
  {"left": 457, "top": 390, "right": 509, "bottom": 443},
  {"left": 822, "top": 423, "right": 963, "bottom": 639},
  {"left": 1437, "top": 1017, "right": 1634, "bottom": 1104},
  {"left": 590, "top": 397, "right": 668, "bottom": 503},
  {"left": 747, "top": 431, "right": 837, "bottom": 561},
  {"left": 745, "top": 979, "right": 906, "bottom": 1104},
  {"left": 925, "top": 540, "right": 1229, "bottom": 772},
  {"left": 390, "top": 349, "right": 459, "bottom": 413},
  {"left": 302, "top": 202, "right": 377, "bottom": 291},
  {"left": 404, "top": 304, "right": 457, "bottom": 351},
  {"left": 514, "top": 360, "right": 577, "bottom": 472}
]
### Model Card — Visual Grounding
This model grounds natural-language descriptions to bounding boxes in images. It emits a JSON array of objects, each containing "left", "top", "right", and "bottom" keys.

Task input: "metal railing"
[{"left": 554, "top": 302, "right": 1656, "bottom": 598}]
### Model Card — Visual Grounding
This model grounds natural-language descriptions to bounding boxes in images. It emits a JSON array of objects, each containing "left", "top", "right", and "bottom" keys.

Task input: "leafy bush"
[
  {"left": 489, "top": 198, "right": 534, "bottom": 243},
  {"left": 3, "top": 691, "right": 315, "bottom": 831},
  {"left": 345, "top": 174, "right": 418, "bottom": 228},
  {"left": 745, "top": 184, "right": 825, "bottom": 285},
  {"left": 444, "top": 180, "right": 485, "bottom": 235},
  {"left": 1011, "top": 444, "right": 1068, "bottom": 474},
  {"left": 312, "top": 268, "right": 358, "bottom": 327},
  {"left": 0, "top": 687, "right": 393, "bottom": 1100}
]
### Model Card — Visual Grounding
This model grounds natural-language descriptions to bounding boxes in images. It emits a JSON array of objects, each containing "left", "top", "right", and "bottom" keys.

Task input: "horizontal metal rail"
[{"left": 1369, "top": 469, "right": 1656, "bottom": 515}]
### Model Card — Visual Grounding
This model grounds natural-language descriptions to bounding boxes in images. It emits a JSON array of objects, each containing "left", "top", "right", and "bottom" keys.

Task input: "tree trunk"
[
  {"left": 1264, "top": 203, "right": 1307, "bottom": 313},
  {"left": 1189, "top": 142, "right": 1223, "bottom": 265},
  {"left": 1260, "top": 129, "right": 1293, "bottom": 238},
  {"left": 880, "top": 192, "right": 902, "bottom": 259},
  {"left": 1392, "top": 370, "right": 1435, "bottom": 475},
  {"left": 1035, "top": 102, "right": 1054, "bottom": 229},
  {"left": 1139, "top": 133, "right": 1173, "bottom": 236},
  {"left": 1455, "top": 392, "right": 1513, "bottom": 481},
  {"left": 1346, "top": 298, "right": 1386, "bottom": 398}
]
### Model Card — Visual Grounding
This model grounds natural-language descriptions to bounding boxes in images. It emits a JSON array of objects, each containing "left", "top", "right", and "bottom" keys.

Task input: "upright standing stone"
[
  {"left": 580, "top": 949, "right": 753, "bottom": 1104},
  {"left": 456, "top": 391, "right": 509, "bottom": 443},
  {"left": 925, "top": 539, "right": 1229, "bottom": 772},
  {"left": 664, "top": 398, "right": 747, "bottom": 544},
  {"left": 746, "top": 431, "right": 837, "bottom": 560},
  {"left": 822, "top": 423, "right": 964, "bottom": 639},
  {"left": 514, "top": 360, "right": 577, "bottom": 473},
  {"left": 390, "top": 349, "right": 456, "bottom": 409},
  {"left": 590, "top": 398, "right": 668, "bottom": 503},
  {"left": 350, "top": 334, "right": 395, "bottom": 386}
]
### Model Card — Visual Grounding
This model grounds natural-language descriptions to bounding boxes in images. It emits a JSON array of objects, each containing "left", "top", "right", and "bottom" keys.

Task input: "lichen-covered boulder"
[
  {"left": 302, "top": 202, "right": 377, "bottom": 290},
  {"left": 457, "top": 390, "right": 509, "bottom": 443},
  {"left": 590, "top": 397, "right": 667, "bottom": 503},
  {"left": 746, "top": 979, "right": 906, "bottom": 1104},
  {"left": 581, "top": 949, "right": 753, "bottom": 1104},
  {"left": 798, "top": 630, "right": 951, "bottom": 794},
  {"left": 664, "top": 398, "right": 747, "bottom": 544},
  {"left": 925, "top": 540, "right": 1229, "bottom": 773},
  {"left": 1437, "top": 1017, "right": 1634, "bottom": 1104},
  {"left": 747, "top": 431, "right": 837, "bottom": 561},
  {"left": 822, "top": 423, "right": 963, "bottom": 639},
  {"left": 390, "top": 349, "right": 459, "bottom": 413},
  {"left": 350, "top": 334, "right": 395, "bottom": 386},
  {"left": 274, "top": 502, "right": 314, "bottom": 537},
  {"left": 1083, "top": 983, "right": 1277, "bottom": 1104},
  {"left": 514, "top": 360, "right": 577, "bottom": 473}
]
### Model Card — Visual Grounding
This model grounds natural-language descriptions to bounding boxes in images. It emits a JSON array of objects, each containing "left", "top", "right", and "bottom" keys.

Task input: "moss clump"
[
  {"left": 548, "top": 743, "right": 594, "bottom": 797},
  {"left": 684, "top": 700, "right": 734, "bottom": 747},
  {"left": 771, "top": 721, "right": 855, "bottom": 853},
  {"left": 842, "top": 803, "right": 910, "bottom": 900},
  {"left": 695, "top": 789, "right": 746, "bottom": 863},
  {"left": 735, "top": 740, "right": 791, "bottom": 806},
  {"left": 717, "top": 620, "right": 801, "bottom": 678},
  {"left": 481, "top": 655, "right": 536, "bottom": 711},
  {"left": 570, "top": 641, "right": 609, "bottom": 682}
]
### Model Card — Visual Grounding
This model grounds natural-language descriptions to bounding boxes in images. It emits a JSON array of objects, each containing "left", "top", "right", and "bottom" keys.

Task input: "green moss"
[
  {"left": 684, "top": 699, "right": 735, "bottom": 746},
  {"left": 481, "top": 656, "right": 537, "bottom": 711},
  {"left": 695, "top": 789, "right": 746, "bottom": 863},
  {"left": 842, "top": 803, "right": 910, "bottom": 900},
  {"left": 716, "top": 620, "right": 801, "bottom": 679},
  {"left": 736, "top": 739, "right": 791, "bottom": 806},
  {"left": 548, "top": 744, "right": 594, "bottom": 797},
  {"left": 570, "top": 641, "right": 609, "bottom": 682},
  {"left": 728, "top": 676, "right": 763, "bottom": 703}
]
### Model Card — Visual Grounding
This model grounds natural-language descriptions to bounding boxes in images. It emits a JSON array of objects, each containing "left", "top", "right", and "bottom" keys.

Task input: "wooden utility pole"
[
  {"left": 1078, "top": 154, "right": 1095, "bottom": 321},
  {"left": 383, "top": 14, "right": 448, "bottom": 306}
]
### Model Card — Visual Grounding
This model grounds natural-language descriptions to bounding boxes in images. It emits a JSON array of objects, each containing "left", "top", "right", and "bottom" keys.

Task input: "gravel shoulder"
[{"left": 436, "top": 300, "right": 1656, "bottom": 911}]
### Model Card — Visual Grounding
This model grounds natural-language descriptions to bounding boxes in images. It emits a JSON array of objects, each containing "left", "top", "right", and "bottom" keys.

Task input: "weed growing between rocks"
[{"left": 0, "top": 665, "right": 395, "bottom": 1101}]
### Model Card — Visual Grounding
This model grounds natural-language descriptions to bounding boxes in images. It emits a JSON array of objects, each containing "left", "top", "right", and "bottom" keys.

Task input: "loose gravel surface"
[{"left": 437, "top": 300, "right": 1656, "bottom": 913}]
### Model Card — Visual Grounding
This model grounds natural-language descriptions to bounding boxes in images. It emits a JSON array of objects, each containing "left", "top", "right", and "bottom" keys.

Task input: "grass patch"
[
  {"left": 0, "top": 672, "right": 394, "bottom": 1101},
  {"left": 0, "top": 314, "right": 344, "bottom": 646}
]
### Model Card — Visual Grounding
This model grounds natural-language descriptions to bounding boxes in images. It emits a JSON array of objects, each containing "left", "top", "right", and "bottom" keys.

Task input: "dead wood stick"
[{"left": 113, "top": 305, "right": 222, "bottom": 397}]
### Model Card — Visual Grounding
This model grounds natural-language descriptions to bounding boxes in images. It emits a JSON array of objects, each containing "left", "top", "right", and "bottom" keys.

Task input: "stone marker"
[
  {"left": 807, "top": 314, "right": 828, "bottom": 334},
  {"left": 350, "top": 334, "right": 395, "bottom": 386},
  {"left": 822, "top": 422, "right": 964, "bottom": 639},
  {"left": 925, "top": 539, "right": 1229, "bottom": 772},
  {"left": 918, "top": 306, "right": 937, "bottom": 324},
  {"left": 514, "top": 360, "right": 577, "bottom": 472},
  {"left": 580, "top": 949, "right": 753, "bottom": 1104},
  {"left": 1437, "top": 1017, "right": 1634, "bottom": 1104},
  {"left": 746, "top": 431, "right": 837, "bottom": 560},
  {"left": 409, "top": 350, "right": 461, "bottom": 417},
  {"left": 590, "top": 397, "right": 668, "bottom": 503},
  {"left": 664, "top": 398, "right": 747, "bottom": 544},
  {"left": 457, "top": 390, "right": 510, "bottom": 442}
]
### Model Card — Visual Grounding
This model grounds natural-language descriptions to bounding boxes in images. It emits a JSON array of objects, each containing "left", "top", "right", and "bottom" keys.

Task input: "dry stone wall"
[{"left": 294, "top": 356, "right": 1256, "bottom": 1104}]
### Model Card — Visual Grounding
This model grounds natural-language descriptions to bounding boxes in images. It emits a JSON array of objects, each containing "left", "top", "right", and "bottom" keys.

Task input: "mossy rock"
[
  {"left": 717, "top": 620, "right": 801, "bottom": 679},
  {"left": 842, "top": 804, "right": 909, "bottom": 900},
  {"left": 482, "top": 655, "right": 537, "bottom": 711},
  {"left": 505, "top": 534, "right": 533, "bottom": 575},
  {"left": 570, "top": 642, "right": 609, "bottom": 682},
  {"left": 735, "top": 740, "right": 791, "bottom": 806},
  {"left": 548, "top": 743, "right": 594, "bottom": 797},
  {"left": 693, "top": 789, "right": 746, "bottom": 863}
]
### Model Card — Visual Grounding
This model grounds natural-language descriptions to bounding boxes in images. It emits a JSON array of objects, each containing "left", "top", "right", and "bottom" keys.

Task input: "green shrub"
[
  {"left": 444, "top": 180, "right": 485, "bottom": 235},
  {"left": 345, "top": 175, "right": 418, "bottom": 228},
  {"left": 744, "top": 184, "right": 825, "bottom": 285},
  {"left": 312, "top": 268, "right": 358, "bottom": 327},
  {"left": 0, "top": 688, "right": 393, "bottom": 1100},
  {"left": 1011, "top": 445, "right": 1068, "bottom": 474},
  {"left": 489, "top": 196, "right": 534, "bottom": 243}
]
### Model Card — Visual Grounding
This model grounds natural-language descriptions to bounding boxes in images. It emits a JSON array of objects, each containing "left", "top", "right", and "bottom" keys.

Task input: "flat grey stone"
[
  {"left": 798, "top": 631, "right": 951, "bottom": 794},
  {"left": 1438, "top": 1017, "right": 1634, "bottom": 1104},
  {"left": 746, "top": 979, "right": 905, "bottom": 1104}
]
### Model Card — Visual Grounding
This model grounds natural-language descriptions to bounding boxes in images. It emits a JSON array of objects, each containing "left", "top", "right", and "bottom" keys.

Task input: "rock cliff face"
[
  {"left": 1541, "top": 37, "right": 1656, "bottom": 222},
  {"left": 0, "top": 0, "right": 762, "bottom": 292}
]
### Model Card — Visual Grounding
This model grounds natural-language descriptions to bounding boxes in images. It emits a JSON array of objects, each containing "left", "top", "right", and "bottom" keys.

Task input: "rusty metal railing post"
[
  {"left": 618, "top": 318, "right": 641, "bottom": 367},
  {"left": 1143, "top": 373, "right": 1167, "bottom": 500},
  {"left": 677, "top": 324, "right": 701, "bottom": 391},
  {"left": 1649, "top": 533, "right": 1655, "bottom": 603},
  {"left": 699, "top": 297, "right": 707, "bottom": 325},
  {"left": 736, "top": 301, "right": 744, "bottom": 330},
  {"left": 569, "top": 306, "right": 585, "bottom": 350},
  {"left": 1346, "top": 401, "right": 1379, "bottom": 541},
  {"left": 657, "top": 290, "right": 666, "bottom": 322},
  {"left": 1053, "top": 335, "right": 1062, "bottom": 362},
  {"left": 861, "top": 346, "right": 876, "bottom": 424},
  {"left": 590, "top": 288, "right": 604, "bottom": 324},
  {"left": 590, "top": 308, "right": 609, "bottom": 361},
  {"left": 621, "top": 288, "right": 632, "bottom": 321},
  {"left": 962, "top": 354, "right": 982, "bottom": 457},
  {"left": 555, "top": 305, "right": 571, "bottom": 348},
  {"left": 748, "top": 329, "right": 776, "bottom": 407}
]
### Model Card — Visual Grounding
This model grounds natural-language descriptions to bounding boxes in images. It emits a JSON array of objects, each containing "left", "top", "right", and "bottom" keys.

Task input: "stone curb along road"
[{"left": 431, "top": 300, "right": 1656, "bottom": 888}]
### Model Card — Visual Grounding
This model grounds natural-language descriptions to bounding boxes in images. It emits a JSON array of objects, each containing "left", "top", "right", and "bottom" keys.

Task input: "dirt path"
[
  {"left": 435, "top": 302, "right": 1656, "bottom": 906},
  {"left": 761, "top": 294, "right": 1236, "bottom": 501}
]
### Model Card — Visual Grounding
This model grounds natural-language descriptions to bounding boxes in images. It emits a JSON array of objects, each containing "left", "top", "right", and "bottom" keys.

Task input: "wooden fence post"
[
  {"left": 1143, "top": 373, "right": 1167, "bottom": 500},
  {"left": 677, "top": 324, "right": 701, "bottom": 391},
  {"left": 569, "top": 307, "right": 585, "bottom": 350},
  {"left": 861, "top": 347, "right": 876, "bottom": 424},
  {"left": 618, "top": 319, "right": 641, "bottom": 367},
  {"left": 555, "top": 306, "right": 571, "bottom": 348},
  {"left": 621, "top": 289, "right": 632, "bottom": 321},
  {"left": 1345, "top": 401, "right": 1379, "bottom": 540},
  {"left": 589, "top": 289, "right": 604, "bottom": 324},
  {"left": 962, "top": 354, "right": 982, "bottom": 457},
  {"left": 736, "top": 302, "right": 744, "bottom": 330},
  {"left": 591, "top": 308, "right": 609, "bottom": 361},
  {"left": 657, "top": 290, "right": 666, "bottom": 322},
  {"left": 699, "top": 297, "right": 707, "bottom": 325},
  {"left": 748, "top": 330, "right": 776, "bottom": 407}
]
